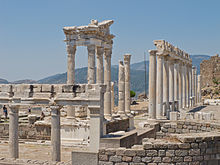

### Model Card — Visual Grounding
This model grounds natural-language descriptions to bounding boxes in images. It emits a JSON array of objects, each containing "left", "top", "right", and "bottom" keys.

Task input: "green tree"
[{"left": 130, "top": 90, "right": 136, "bottom": 98}]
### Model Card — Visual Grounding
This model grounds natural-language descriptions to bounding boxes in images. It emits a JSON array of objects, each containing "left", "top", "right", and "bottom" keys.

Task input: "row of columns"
[
  {"left": 66, "top": 45, "right": 112, "bottom": 119},
  {"left": 149, "top": 51, "right": 201, "bottom": 120},
  {"left": 9, "top": 104, "right": 61, "bottom": 161},
  {"left": 118, "top": 54, "right": 132, "bottom": 117}
]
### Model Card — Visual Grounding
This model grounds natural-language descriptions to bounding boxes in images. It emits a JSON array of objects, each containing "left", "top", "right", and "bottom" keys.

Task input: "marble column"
[
  {"left": 66, "top": 44, "right": 77, "bottom": 119},
  {"left": 118, "top": 61, "right": 126, "bottom": 117},
  {"left": 192, "top": 67, "right": 196, "bottom": 106},
  {"left": 198, "top": 75, "right": 201, "bottom": 103},
  {"left": 195, "top": 68, "right": 198, "bottom": 105},
  {"left": 169, "top": 60, "right": 175, "bottom": 111},
  {"left": 189, "top": 65, "right": 192, "bottom": 107},
  {"left": 174, "top": 61, "right": 179, "bottom": 111},
  {"left": 111, "top": 82, "right": 115, "bottom": 112},
  {"left": 156, "top": 55, "right": 164, "bottom": 118},
  {"left": 9, "top": 104, "right": 20, "bottom": 159},
  {"left": 182, "top": 64, "right": 186, "bottom": 108},
  {"left": 104, "top": 48, "right": 112, "bottom": 119},
  {"left": 178, "top": 62, "right": 183, "bottom": 110},
  {"left": 87, "top": 45, "right": 96, "bottom": 84},
  {"left": 148, "top": 50, "right": 157, "bottom": 119},
  {"left": 96, "top": 46, "right": 104, "bottom": 84},
  {"left": 124, "top": 54, "right": 131, "bottom": 115},
  {"left": 67, "top": 45, "right": 76, "bottom": 85},
  {"left": 51, "top": 105, "right": 61, "bottom": 162},
  {"left": 163, "top": 57, "right": 169, "bottom": 117},
  {"left": 186, "top": 65, "right": 190, "bottom": 108}
]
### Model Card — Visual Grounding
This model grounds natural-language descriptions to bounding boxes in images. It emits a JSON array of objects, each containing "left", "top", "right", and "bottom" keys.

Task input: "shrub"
[{"left": 130, "top": 90, "right": 136, "bottom": 98}]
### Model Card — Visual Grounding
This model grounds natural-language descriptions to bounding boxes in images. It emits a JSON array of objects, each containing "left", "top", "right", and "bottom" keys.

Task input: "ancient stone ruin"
[{"left": 0, "top": 20, "right": 219, "bottom": 165}]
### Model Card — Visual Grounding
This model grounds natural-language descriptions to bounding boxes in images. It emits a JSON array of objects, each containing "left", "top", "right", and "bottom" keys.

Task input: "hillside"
[
  {"left": 0, "top": 78, "right": 9, "bottom": 84},
  {"left": 0, "top": 55, "right": 211, "bottom": 97}
]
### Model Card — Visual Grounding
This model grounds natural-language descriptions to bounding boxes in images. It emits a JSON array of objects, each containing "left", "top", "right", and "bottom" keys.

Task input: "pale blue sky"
[{"left": 0, "top": 0, "right": 219, "bottom": 81}]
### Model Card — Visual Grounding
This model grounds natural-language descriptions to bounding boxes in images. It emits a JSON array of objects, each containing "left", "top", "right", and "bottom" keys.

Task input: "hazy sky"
[{"left": 0, "top": 0, "right": 220, "bottom": 81}]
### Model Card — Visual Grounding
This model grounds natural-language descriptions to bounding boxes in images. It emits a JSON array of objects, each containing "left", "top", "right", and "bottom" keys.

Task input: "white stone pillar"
[
  {"left": 186, "top": 65, "right": 190, "bottom": 108},
  {"left": 163, "top": 57, "right": 169, "bottom": 116},
  {"left": 169, "top": 60, "right": 175, "bottom": 111},
  {"left": 9, "top": 104, "right": 19, "bottom": 159},
  {"left": 182, "top": 64, "right": 186, "bottom": 108},
  {"left": 198, "top": 75, "right": 201, "bottom": 103},
  {"left": 118, "top": 61, "right": 126, "bottom": 117},
  {"left": 111, "top": 82, "right": 115, "bottom": 112},
  {"left": 96, "top": 46, "right": 104, "bottom": 84},
  {"left": 178, "top": 62, "right": 183, "bottom": 110},
  {"left": 87, "top": 45, "right": 96, "bottom": 84},
  {"left": 104, "top": 48, "right": 112, "bottom": 119},
  {"left": 174, "top": 61, "right": 179, "bottom": 111},
  {"left": 51, "top": 105, "right": 61, "bottom": 162},
  {"left": 192, "top": 66, "right": 196, "bottom": 106},
  {"left": 148, "top": 50, "right": 157, "bottom": 119},
  {"left": 156, "top": 55, "right": 164, "bottom": 118},
  {"left": 67, "top": 45, "right": 76, "bottom": 85},
  {"left": 189, "top": 65, "right": 192, "bottom": 107},
  {"left": 88, "top": 107, "right": 101, "bottom": 152},
  {"left": 195, "top": 68, "right": 198, "bottom": 105},
  {"left": 124, "top": 54, "right": 131, "bottom": 115}
]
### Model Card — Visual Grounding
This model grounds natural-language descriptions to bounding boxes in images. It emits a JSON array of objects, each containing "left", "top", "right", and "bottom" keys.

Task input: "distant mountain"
[
  {"left": 0, "top": 78, "right": 9, "bottom": 84},
  {"left": 0, "top": 55, "right": 211, "bottom": 97},
  {"left": 12, "top": 79, "right": 37, "bottom": 84},
  {"left": 130, "top": 61, "right": 149, "bottom": 71}
]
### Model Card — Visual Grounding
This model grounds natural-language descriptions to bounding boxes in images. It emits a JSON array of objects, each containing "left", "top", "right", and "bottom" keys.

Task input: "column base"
[{"left": 104, "top": 114, "right": 112, "bottom": 121}]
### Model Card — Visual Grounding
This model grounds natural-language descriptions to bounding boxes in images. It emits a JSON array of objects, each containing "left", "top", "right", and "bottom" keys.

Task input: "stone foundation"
[{"left": 98, "top": 132, "right": 220, "bottom": 165}]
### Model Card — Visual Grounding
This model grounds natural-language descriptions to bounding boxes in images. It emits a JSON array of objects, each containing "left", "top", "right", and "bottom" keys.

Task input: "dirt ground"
[{"left": 0, "top": 142, "right": 87, "bottom": 162}]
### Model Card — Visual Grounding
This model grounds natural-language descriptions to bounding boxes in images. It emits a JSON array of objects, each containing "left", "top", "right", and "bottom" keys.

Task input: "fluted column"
[
  {"left": 163, "top": 57, "right": 169, "bottom": 116},
  {"left": 96, "top": 46, "right": 104, "bottom": 84},
  {"left": 198, "top": 75, "right": 201, "bottom": 103},
  {"left": 67, "top": 45, "right": 76, "bottom": 85},
  {"left": 124, "top": 54, "right": 131, "bottom": 115},
  {"left": 189, "top": 65, "right": 192, "bottom": 107},
  {"left": 9, "top": 104, "right": 20, "bottom": 159},
  {"left": 87, "top": 45, "right": 96, "bottom": 84},
  {"left": 195, "top": 68, "right": 198, "bottom": 105},
  {"left": 118, "top": 61, "right": 126, "bottom": 117},
  {"left": 174, "top": 61, "right": 179, "bottom": 111},
  {"left": 156, "top": 55, "right": 164, "bottom": 118},
  {"left": 182, "top": 64, "right": 186, "bottom": 108},
  {"left": 104, "top": 48, "right": 112, "bottom": 119},
  {"left": 148, "top": 50, "right": 157, "bottom": 119},
  {"left": 192, "top": 66, "right": 196, "bottom": 106},
  {"left": 51, "top": 105, "right": 61, "bottom": 162},
  {"left": 66, "top": 45, "right": 77, "bottom": 119},
  {"left": 111, "top": 82, "right": 115, "bottom": 112},
  {"left": 169, "top": 60, "right": 175, "bottom": 111},
  {"left": 186, "top": 65, "right": 190, "bottom": 108},
  {"left": 178, "top": 62, "right": 183, "bottom": 110}
]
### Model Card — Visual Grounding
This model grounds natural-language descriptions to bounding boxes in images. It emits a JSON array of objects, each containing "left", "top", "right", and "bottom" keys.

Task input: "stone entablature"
[
  {"left": 0, "top": 84, "right": 105, "bottom": 107},
  {"left": 154, "top": 40, "right": 192, "bottom": 64},
  {"left": 63, "top": 20, "right": 114, "bottom": 47}
]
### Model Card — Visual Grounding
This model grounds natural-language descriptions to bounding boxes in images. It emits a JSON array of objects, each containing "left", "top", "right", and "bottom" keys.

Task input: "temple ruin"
[{"left": 0, "top": 20, "right": 220, "bottom": 165}]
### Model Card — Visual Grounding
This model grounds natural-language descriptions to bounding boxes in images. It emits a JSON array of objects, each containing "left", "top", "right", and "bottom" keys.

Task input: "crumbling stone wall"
[
  {"left": 200, "top": 54, "right": 220, "bottom": 88},
  {"left": 98, "top": 132, "right": 220, "bottom": 164},
  {"left": 157, "top": 121, "right": 220, "bottom": 139},
  {"left": 0, "top": 123, "right": 51, "bottom": 140}
]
